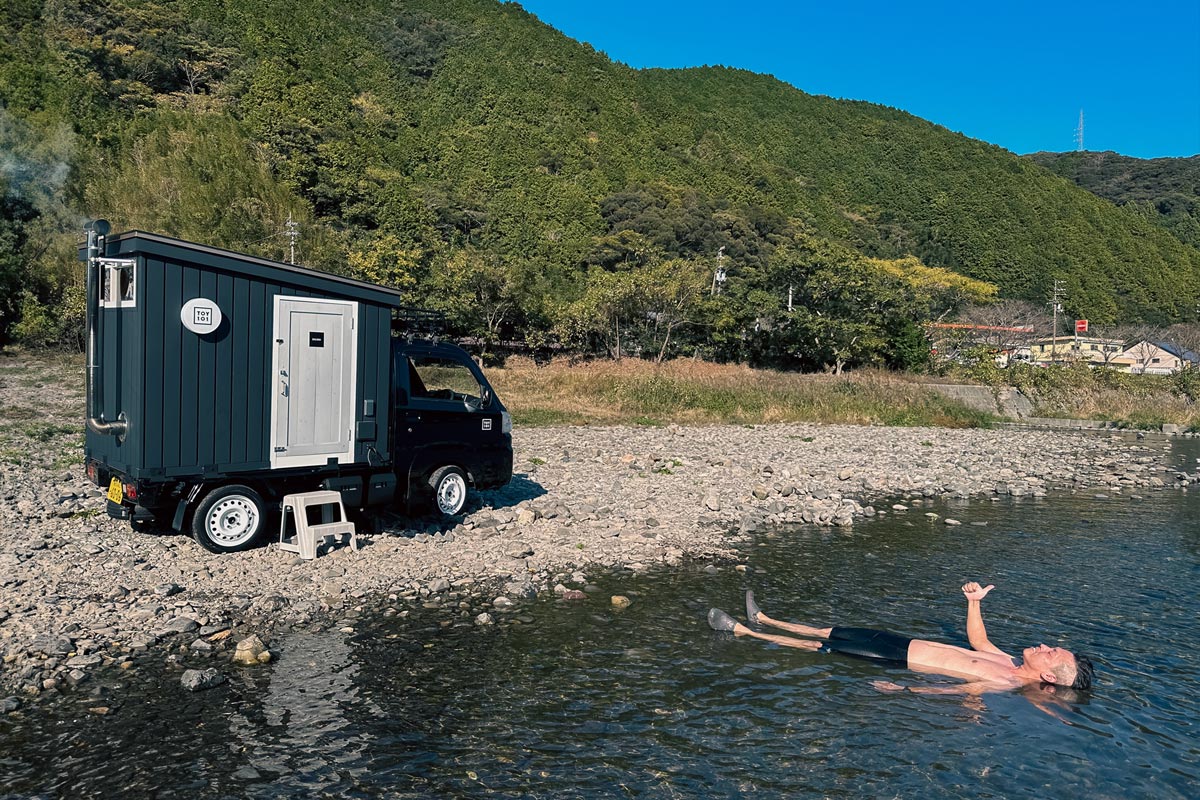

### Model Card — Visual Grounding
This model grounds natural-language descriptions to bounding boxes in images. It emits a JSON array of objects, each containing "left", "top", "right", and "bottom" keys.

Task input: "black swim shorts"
[{"left": 819, "top": 627, "right": 913, "bottom": 664}]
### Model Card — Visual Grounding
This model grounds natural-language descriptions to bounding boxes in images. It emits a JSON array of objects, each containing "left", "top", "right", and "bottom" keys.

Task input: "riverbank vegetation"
[
  {"left": 948, "top": 357, "right": 1200, "bottom": 431},
  {"left": 492, "top": 356, "right": 1200, "bottom": 433},
  {"left": 488, "top": 357, "right": 995, "bottom": 428}
]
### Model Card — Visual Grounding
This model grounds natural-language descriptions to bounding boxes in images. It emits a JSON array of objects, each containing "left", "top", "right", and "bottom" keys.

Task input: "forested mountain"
[
  {"left": 2, "top": 0, "right": 1198, "bottom": 369},
  {"left": 1027, "top": 151, "right": 1200, "bottom": 249}
]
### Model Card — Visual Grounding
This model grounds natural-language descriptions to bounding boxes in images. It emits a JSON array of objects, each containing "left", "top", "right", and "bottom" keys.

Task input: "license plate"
[{"left": 107, "top": 477, "right": 123, "bottom": 504}]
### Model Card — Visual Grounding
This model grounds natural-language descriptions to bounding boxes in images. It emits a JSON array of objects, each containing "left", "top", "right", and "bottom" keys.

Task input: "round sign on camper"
[{"left": 181, "top": 298, "right": 222, "bottom": 334}]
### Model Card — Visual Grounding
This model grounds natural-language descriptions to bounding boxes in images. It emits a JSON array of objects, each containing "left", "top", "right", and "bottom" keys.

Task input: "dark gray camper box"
[{"left": 82, "top": 226, "right": 512, "bottom": 552}]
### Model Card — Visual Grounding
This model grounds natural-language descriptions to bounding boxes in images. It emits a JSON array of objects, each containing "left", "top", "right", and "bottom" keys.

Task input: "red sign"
[{"left": 1075, "top": 319, "right": 1088, "bottom": 333}]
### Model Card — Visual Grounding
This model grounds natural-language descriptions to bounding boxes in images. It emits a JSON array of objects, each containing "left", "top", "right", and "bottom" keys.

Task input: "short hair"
[{"left": 1069, "top": 654, "right": 1095, "bottom": 691}]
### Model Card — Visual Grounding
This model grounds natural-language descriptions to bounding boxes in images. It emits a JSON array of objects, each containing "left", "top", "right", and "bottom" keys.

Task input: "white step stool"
[{"left": 277, "top": 490, "right": 358, "bottom": 560}]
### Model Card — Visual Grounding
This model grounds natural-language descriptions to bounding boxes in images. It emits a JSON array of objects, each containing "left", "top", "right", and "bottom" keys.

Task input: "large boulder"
[
  {"left": 232, "top": 635, "right": 271, "bottom": 666},
  {"left": 181, "top": 668, "right": 226, "bottom": 692}
]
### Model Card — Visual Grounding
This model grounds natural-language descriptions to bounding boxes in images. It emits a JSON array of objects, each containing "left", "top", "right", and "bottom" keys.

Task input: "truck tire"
[
  {"left": 428, "top": 466, "right": 468, "bottom": 517},
  {"left": 192, "top": 485, "right": 267, "bottom": 553}
]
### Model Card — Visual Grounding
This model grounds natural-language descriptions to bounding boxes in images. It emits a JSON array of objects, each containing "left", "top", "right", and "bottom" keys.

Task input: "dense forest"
[
  {"left": 1028, "top": 151, "right": 1200, "bottom": 250},
  {"left": 2, "top": 0, "right": 1199, "bottom": 370}
]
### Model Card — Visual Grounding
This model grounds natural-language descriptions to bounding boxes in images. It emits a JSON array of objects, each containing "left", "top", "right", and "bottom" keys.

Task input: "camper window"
[
  {"left": 409, "top": 356, "right": 481, "bottom": 404},
  {"left": 100, "top": 262, "right": 136, "bottom": 309}
]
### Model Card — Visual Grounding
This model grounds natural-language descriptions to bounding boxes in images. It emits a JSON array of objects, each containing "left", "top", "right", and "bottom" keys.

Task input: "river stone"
[
  {"left": 560, "top": 590, "right": 587, "bottom": 601},
  {"left": 180, "top": 668, "right": 226, "bottom": 692},
  {"left": 474, "top": 612, "right": 494, "bottom": 626},
  {"left": 703, "top": 495, "right": 721, "bottom": 511},
  {"left": 65, "top": 653, "right": 103, "bottom": 668},
  {"left": 428, "top": 578, "right": 450, "bottom": 594},
  {"left": 2, "top": 696, "right": 21, "bottom": 712},
  {"left": 163, "top": 617, "right": 200, "bottom": 634},
  {"left": 507, "top": 544, "right": 534, "bottom": 559},
  {"left": 232, "top": 634, "right": 268, "bottom": 666},
  {"left": 31, "top": 634, "right": 73, "bottom": 656},
  {"left": 503, "top": 580, "right": 537, "bottom": 600},
  {"left": 611, "top": 595, "right": 631, "bottom": 609}
]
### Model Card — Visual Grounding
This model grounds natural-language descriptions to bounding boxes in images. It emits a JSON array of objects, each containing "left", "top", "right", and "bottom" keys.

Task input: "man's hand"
[
  {"left": 871, "top": 680, "right": 906, "bottom": 692},
  {"left": 962, "top": 582, "right": 994, "bottom": 602}
]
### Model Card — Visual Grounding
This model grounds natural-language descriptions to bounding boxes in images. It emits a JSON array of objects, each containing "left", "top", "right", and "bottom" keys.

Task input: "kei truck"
[{"left": 81, "top": 222, "right": 513, "bottom": 553}]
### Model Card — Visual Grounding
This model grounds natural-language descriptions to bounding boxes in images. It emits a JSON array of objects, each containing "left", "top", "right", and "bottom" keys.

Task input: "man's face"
[{"left": 1024, "top": 644, "right": 1076, "bottom": 684}]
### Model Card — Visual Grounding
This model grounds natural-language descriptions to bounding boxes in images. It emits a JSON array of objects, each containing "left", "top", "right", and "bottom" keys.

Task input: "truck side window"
[
  {"left": 409, "top": 356, "right": 481, "bottom": 404},
  {"left": 408, "top": 359, "right": 428, "bottom": 397}
]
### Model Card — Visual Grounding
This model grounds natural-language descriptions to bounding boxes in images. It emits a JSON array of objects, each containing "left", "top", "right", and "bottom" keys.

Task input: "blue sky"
[{"left": 518, "top": 0, "right": 1200, "bottom": 159}]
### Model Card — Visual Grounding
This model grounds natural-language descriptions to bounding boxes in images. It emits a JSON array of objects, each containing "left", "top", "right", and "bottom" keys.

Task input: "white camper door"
[{"left": 270, "top": 297, "right": 358, "bottom": 469}]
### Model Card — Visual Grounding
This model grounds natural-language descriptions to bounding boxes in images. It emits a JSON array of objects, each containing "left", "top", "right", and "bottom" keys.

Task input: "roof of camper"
[{"left": 96, "top": 230, "right": 405, "bottom": 307}]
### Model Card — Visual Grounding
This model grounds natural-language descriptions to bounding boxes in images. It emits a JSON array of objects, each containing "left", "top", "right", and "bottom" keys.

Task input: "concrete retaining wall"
[
  {"left": 924, "top": 383, "right": 1034, "bottom": 419},
  {"left": 923, "top": 382, "right": 1193, "bottom": 436}
]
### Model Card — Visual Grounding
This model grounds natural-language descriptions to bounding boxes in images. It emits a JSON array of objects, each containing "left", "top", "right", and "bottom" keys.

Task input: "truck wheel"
[
  {"left": 429, "top": 466, "right": 468, "bottom": 517},
  {"left": 192, "top": 485, "right": 266, "bottom": 553}
]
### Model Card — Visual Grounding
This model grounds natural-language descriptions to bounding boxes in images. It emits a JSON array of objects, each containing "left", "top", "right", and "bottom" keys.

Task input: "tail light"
[
  {"left": 124, "top": 482, "right": 138, "bottom": 501},
  {"left": 86, "top": 461, "right": 97, "bottom": 483}
]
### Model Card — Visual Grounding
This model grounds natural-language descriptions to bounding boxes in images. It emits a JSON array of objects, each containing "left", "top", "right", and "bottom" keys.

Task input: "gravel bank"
[{"left": 1, "top": 354, "right": 1195, "bottom": 702}]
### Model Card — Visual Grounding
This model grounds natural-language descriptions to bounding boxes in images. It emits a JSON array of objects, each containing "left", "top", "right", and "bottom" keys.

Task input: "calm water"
[{"left": 3, "top": 437, "right": 1198, "bottom": 799}]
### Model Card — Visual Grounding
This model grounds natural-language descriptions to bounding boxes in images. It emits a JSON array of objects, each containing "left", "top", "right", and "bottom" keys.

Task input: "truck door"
[
  {"left": 270, "top": 297, "right": 358, "bottom": 469},
  {"left": 396, "top": 352, "right": 487, "bottom": 475}
]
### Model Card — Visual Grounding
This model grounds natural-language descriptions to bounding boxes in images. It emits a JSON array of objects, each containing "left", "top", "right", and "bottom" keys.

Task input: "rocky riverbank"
[{"left": 1, "top": 354, "right": 1196, "bottom": 705}]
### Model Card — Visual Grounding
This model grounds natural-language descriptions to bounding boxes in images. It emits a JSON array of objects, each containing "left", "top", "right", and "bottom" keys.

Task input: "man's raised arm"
[{"left": 962, "top": 581, "right": 1010, "bottom": 656}]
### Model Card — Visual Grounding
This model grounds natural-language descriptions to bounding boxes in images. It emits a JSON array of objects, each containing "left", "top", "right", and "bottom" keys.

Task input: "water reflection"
[{"left": 226, "top": 630, "right": 378, "bottom": 796}]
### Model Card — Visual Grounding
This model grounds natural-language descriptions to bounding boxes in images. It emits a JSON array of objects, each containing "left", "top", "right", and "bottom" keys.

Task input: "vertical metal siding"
[
  {"left": 142, "top": 257, "right": 167, "bottom": 472},
  {"left": 246, "top": 280, "right": 268, "bottom": 467},
  {"left": 178, "top": 267, "right": 201, "bottom": 469},
  {"left": 213, "top": 269, "right": 235, "bottom": 466},
  {"left": 195, "top": 268, "right": 218, "bottom": 468},
  {"left": 230, "top": 277, "right": 251, "bottom": 465},
  {"left": 159, "top": 259, "right": 184, "bottom": 471}
]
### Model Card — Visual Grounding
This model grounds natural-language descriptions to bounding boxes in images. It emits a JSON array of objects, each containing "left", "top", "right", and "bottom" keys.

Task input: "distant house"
[
  {"left": 926, "top": 322, "right": 1036, "bottom": 366},
  {"left": 1121, "top": 340, "right": 1200, "bottom": 374},
  {"left": 1030, "top": 335, "right": 1131, "bottom": 369}
]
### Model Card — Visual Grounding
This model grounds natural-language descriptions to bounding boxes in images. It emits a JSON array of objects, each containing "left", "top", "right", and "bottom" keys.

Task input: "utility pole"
[
  {"left": 284, "top": 214, "right": 300, "bottom": 265},
  {"left": 1050, "top": 279, "right": 1066, "bottom": 364},
  {"left": 711, "top": 246, "right": 727, "bottom": 296},
  {"left": 1074, "top": 109, "right": 1085, "bottom": 152}
]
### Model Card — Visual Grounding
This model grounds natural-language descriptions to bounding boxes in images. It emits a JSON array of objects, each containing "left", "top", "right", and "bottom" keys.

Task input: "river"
[{"left": 2, "top": 437, "right": 1197, "bottom": 799}]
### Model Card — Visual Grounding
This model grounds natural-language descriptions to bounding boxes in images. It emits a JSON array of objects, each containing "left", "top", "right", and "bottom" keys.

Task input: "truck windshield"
[{"left": 408, "top": 355, "right": 483, "bottom": 403}]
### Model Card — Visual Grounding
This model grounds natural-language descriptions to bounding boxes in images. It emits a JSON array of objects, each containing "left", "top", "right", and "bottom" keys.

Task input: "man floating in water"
[{"left": 708, "top": 582, "right": 1094, "bottom": 694}]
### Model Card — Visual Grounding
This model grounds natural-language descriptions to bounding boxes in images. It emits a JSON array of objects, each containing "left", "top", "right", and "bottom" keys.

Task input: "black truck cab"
[{"left": 391, "top": 340, "right": 513, "bottom": 516}]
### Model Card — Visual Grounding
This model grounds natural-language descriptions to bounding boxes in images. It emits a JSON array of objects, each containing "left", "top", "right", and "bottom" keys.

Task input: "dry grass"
[
  {"left": 1031, "top": 385, "right": 1200, "bottom": 430},
  {"left": 488, "top": 357, "right": 995, "bottom": 428}
]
